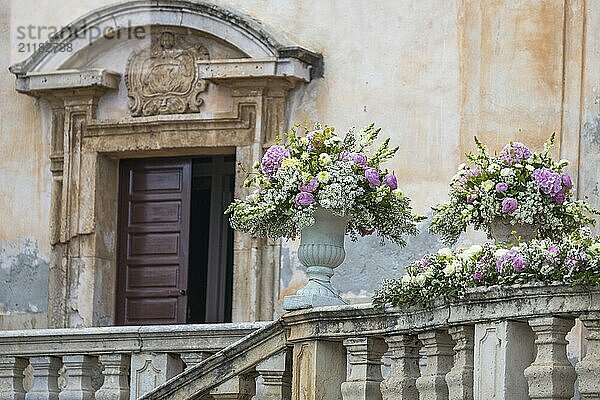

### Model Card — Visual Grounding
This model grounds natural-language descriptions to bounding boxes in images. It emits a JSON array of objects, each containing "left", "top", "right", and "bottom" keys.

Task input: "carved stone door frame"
[{"left": 10, "top": 1, "right": 321, "bottom": 327}]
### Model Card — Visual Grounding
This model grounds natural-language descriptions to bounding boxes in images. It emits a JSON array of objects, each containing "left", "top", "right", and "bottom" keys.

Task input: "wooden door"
[{"left": 116, "top": 158, "right": 191, "bottom": 325}]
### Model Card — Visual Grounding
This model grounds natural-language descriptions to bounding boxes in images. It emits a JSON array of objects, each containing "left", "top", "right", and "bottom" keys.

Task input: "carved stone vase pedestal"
[
  {"left": 489, "top": 218, "right": 538, "bottom": 246},
  {"left": 283, "top": 208, "right": 348, "bottom": 310}
]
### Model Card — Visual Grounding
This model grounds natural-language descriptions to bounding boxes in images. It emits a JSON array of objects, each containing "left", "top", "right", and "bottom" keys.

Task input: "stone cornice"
[{"left": 14, "top": 69, "right": 120, "bottom": 97}]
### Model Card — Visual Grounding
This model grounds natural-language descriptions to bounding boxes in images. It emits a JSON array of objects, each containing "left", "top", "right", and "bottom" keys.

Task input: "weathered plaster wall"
[
  {"left": 1, "top": 0, "right": 599, "bottom": 324},
  {"left": 0, "top": 0, "right": 50, "bottom": 329},
  {"left": 579, "top": 1, "right": 600, "bottom": 225}
]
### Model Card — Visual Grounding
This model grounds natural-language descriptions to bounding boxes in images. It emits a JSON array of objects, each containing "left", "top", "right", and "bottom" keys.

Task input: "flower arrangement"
[
  {"left": 429, "top": 134, "right": 599, "bottom": 245},
  {"left": 226, "top": 123, "right": 425, "bottom": 245},
  {"left": 372, "top": 229, "right": 600, "bottom": 308}
]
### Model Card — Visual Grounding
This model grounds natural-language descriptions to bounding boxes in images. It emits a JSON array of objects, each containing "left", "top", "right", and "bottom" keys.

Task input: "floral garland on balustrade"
[
  {"left": 372, "top": 229, "right": 600, "bottom": 309},
  {"left": 226, "top": 123, "right": 425, "bottom": 245},
  {"left": 429, "top": 134, "right": 599, "bottom": 245}
]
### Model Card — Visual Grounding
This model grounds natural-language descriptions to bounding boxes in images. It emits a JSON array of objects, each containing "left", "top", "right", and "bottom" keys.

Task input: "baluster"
[
  {"left": 0, "top": 356, "right": 28, "bottom": 400},
  {"left": 255, "top": 350, "right": 292, "bottom": 400},
  {"left": 380, "top": 334, "right": 420, "bottom": 400},
  {"left": 26, "top": 356, "right": 61, "bottom": 400},
  {"left": 95, "top": 354, "right": 130, "bottom": 400},
  {"left": 524, "top": 317, "right": 576, "bottom": 400},
  {"left": 340, "top": 337, "right": 387, "bottom": 400},
  {"left": 576, "top": 313, "right": 600, "bottom": 399},
  {"left": 415, "top": 330, "right": 455, "bottom": 400},
  {"left": 445, "top": 326, "right": 474, "bottom": 400},
  {"left": 210, "top": 374, "right": 256, "bottom": 400},
  {"left": 58, "top": 355, "right": 97, "bottom": 400}
]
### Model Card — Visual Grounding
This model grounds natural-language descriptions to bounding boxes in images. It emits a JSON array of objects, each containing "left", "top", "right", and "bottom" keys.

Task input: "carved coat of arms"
[{"left": 125, "top": 31, "right": 210, "bottom": 117}]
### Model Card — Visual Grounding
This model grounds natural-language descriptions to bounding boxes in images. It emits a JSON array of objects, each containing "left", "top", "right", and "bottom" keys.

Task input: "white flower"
[
  {"left": 301, "top": 152, "right": 310, "bottom": 160},
  {"left": 500, "top": 168, "right": 514, "bottom": 177},
  {"left": 526, "top": 164, "right": 535, "bottom": 171},
  {"left": 317, "top": 171, "right": 330, "bottom": 183},
  {"left": 462, "top": 244, "right": 483, "bottom": 260},
  {"left": 414, "top": 274, "right": 427, "bottom": 285},
  {"left": 443, "top": 261, "right": 460, "bottom": 276},
  {"left": 590, "top": 242, "right": 600, "bottom": 255},
  {"left": 494, "top": 248, "right": 510, "bottom": 258},
  {"left": 423, "top": 267, "right": 434, "bottom": 278},
  {"left": 487, "top": 163, "right": 500, "bottom": 173},
  {"left": 438, "top": 247, "right": 453, "bottom": 257},
  {"left": 514, "top": 163, "right": 523, "bottom": 168},
  {"left": 458, "top": 163, "right": 467, "bottom": 170},
  {"left": 300, "top": 137, "right": 310, "bottom": 145},
  {"left": 393, "top": 189, "right": 404, "bottom": 198},
  {"left": 401, "top": 274, "right": 411, "bottom": 284},
  {"left": 319, "top": 153, "right": 332, "bottom": 165},
  {"left": 482, "top": 180, "right": 495, "bottom": 191}
]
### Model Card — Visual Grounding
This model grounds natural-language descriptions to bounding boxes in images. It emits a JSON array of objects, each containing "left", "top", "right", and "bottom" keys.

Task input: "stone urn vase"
[
  {"left": 283, "top": 207, "right": 349, "bottom": 310},
  {"left": 489, "top": 217, "right": 538, "bottom": 246}
]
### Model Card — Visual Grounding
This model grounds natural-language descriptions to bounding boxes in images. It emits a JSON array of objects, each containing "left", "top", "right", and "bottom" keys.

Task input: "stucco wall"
[{"left": 0, "top": 0, "right": 598, "bottom": 326}]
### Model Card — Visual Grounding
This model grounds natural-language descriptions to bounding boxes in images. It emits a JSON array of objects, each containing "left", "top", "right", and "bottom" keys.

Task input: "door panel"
[{"left": 117, "top": 158, "right": 191, "bottom": 325}]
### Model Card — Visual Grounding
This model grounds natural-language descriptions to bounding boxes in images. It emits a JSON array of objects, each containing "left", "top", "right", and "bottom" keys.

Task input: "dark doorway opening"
[
  {"left": 116, "top": 155, "right": 235, "bottom": 325},
  {"left": 187, "top": 156, "right": 235, "bottom": 323}
]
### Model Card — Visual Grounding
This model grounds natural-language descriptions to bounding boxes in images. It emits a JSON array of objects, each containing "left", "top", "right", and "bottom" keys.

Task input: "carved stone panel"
[{"left": 125, "top": 31, "right": 210, "bottom": 116}]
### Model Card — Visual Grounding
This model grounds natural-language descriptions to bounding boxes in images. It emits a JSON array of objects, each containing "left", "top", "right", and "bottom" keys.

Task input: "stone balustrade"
[
  {"left": 2, "top": 285, "right": 600, "bottom": 400},
  {"left": 140, "top": 285, "right": 600, "bottom": 400},
  {"left": 0, "top": 323, "right": 266, "bottom": 400}
]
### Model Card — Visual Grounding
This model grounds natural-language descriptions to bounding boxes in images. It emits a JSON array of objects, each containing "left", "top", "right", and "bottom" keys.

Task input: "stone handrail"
[
  {"left": 141, "top": 321, "right": 288, "bottom": 399},
  {"left": 0, "top": 322, "right": 267, "bottom": 399},
  {"left": 142, "top": 284, "right": 600, "bottom": 400}
]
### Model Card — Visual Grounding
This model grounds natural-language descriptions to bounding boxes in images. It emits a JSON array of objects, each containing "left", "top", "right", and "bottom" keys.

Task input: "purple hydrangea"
[
  {"left": 533, "top": 167, "right": 568, "bottom": 203},
  {"left": 299, "top": 178, "right": 319, "bottom": 193},
  {"left": 496, "top": 249, "right": 527, "bottom": 272},
  {"left": 260, "top": 145, "right": 289, "bottom": 177},
  {"left": 562, "top": 173, "right": 573, "bottom": 189},
  {"left": 499, "top": 142, "right": 532, "bottom": 165},
  {"left": 352, "top": 153, "right": 367, "bottom": 168},
  {"left": 554, "top": 192, "right": 565, "bottom": 204},
  {"left": 467, "top": 167, "right": 481, "bottom": 178},
  {"left": 466, "top": 194, "right": 477, "bottom": 204},
  {"left": 383, "top": 173, "right": 398, "bottom": 190},
  {"left": 473, "top": 269, "right": 484, "bottom": 282},
  {"left": 295, "top": 192, "right": 315, "bottom": 206},
  {"left": 495, "top": 182, "right": 508, "bottom": 192},
  {"left": 548, "top": 245, "right": 558, "bottom": 254},
  {"left": 364, "top": 168, "right": 381, "bottom": 188},
  {"left": 501, "top": 197, "right": 518, "bottom": 214}
]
